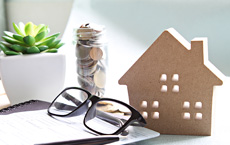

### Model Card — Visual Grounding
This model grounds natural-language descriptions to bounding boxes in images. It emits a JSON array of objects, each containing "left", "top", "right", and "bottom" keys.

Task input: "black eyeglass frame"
[{"left": 47, "top": 87, "right": 146, "bottom": 135}]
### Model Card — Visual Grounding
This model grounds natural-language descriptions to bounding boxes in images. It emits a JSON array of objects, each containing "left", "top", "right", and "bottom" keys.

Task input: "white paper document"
[{"left": 0, "top": 110, "right": 159, "bottom": 145}]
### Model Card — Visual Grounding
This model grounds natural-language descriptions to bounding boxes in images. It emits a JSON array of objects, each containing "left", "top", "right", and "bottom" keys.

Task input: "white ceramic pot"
[{"left": 0, "top": 53, "right": 66, "bottom": 105}]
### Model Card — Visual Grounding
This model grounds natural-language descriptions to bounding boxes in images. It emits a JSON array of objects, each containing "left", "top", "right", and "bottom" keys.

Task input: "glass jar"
[{"left": 73, "top": 23, "right": 108, "bottom": 97}]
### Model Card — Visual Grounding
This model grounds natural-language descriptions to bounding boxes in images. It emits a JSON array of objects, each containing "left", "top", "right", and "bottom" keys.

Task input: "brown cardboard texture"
[{"left": 119, "top": 28, "right": 223, "bottom": 136}]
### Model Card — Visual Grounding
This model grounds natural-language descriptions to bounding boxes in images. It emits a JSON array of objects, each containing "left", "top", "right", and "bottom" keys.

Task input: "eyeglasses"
[{"left": 48, "top": 87, "right": 146, "bottom": 135}]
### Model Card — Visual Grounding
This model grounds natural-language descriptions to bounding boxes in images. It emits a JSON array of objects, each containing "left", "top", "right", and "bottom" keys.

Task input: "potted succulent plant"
[{"left": 0, "top": 22, "right": 66, "bottom": 104}]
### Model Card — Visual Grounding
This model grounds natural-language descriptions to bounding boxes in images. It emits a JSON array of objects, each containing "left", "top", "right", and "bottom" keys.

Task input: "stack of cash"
[{"left": 74, "top": 23, "right": 107, "bottom": 97}]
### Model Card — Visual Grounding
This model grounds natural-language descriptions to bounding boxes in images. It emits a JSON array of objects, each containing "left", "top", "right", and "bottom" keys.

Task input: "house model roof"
[{"left": 119, "top": 28, "right": 223, "bottom": 135}]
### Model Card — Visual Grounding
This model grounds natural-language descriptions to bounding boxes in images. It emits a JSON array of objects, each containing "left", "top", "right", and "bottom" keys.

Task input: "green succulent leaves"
[
  {"left": 13, "top": 34, "right": 24, "bottom": 42},
  {"left": 35, "top": 31, "right": 47, "bottom": 42},
  {"left": 23, "top": 35, "right": 35, "bottom": 46},
  {"left": 26, "top": 46, "right": 40, "bottom": 54},
  {"left": 13, "top": 22, "right": 25, "bottom": 36},
  {"left": 10, "top": 44, "right": 26, "bottom": 53},
  {"left": 24, "top": 22, "right": 34, "bottom": 36},
  {"left": 0, "top": 43, "right": 21, "bottom": 55},
  {"left": 0, "top": 22, "right": 64, "bottom": 55}
]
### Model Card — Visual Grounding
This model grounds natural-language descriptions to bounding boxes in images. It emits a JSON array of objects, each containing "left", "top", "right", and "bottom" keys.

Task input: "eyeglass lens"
[
  {"left": 85, "top": 100, "right": 132, "bottom": 134},
  {"left": 49, "top": 89, "right": 89, "bottom": 115}
]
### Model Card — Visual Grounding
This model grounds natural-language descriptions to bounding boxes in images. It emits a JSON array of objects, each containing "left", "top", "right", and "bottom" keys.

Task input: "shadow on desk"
[{"left": 132, "top": 135, "right": 207, "bottom": 145}]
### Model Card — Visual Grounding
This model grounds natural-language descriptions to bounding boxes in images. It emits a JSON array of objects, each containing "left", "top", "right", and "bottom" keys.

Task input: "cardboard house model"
[{"left": 119, "top": 28, "right": 223, "bottom": 136}]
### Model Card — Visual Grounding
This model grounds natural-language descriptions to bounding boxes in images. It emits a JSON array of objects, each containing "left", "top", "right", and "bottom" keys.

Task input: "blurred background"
[
  {"left": 0, "top": 0, "right": 229, "bottom": 77},
  {"left": 0, "top": 0, "right": 73, "bottom": 38}
]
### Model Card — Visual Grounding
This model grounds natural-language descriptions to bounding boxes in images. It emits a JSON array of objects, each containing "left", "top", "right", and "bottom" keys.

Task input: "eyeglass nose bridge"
[
  {"left": 88, "top": 95, "right": 100, "bottom": 102},
  {"left": 69, "top": 100, "right": 90, "bottom": 117},
  {"left": 68, "top": 94, "right": 100, "bottom": 117}
]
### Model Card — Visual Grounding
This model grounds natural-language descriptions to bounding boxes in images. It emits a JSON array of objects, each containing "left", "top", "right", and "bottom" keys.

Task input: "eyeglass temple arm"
[
  {"left": 96, "top": 110, "right": 124, "bottom": 127},
  {"left": 53, "top": 92, "right": 83, "bottom": 110},
  {"left": 52, "top": 92, "right": 87, "bottom": 114},
  {"left": 54, "top": 102, "right": 76, "bottom": 111},
  {"left": 62, "top": 92, "right": 82, "bottom": 106},
  {"left": 95, "top": 111, "right": 146, "bottom": 136},
  {"left": 92, "top": 109, "right": 145, "bottom": 128},
  {"left": 53, "top": 101, "right": 89, "bottom": 117},
  {"left": 129, "top": 119, "right": 146, "bottom": 127}
]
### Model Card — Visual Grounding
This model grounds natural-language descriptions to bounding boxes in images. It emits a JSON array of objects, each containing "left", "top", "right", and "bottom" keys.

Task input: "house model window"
[
  {"left": 172, "top": 85, "right": 179, "bottom": 92},
  {"left": 160, "top": 74, "right": 167, "bottom": 81},
  {"left": 141, "top": 100, "right": 160, "bottom": 119},
  {"left": 119, "top": 28, "right": 223, "bottom": 135},
  {"left": 172, "top": 74, "right": 179, "bottom": 81},
  {"left": 183, "top": 101, "right": 190, "bottom": 109},
  {"left": 183, "top": 112, "right": 191, "bottom": 120},
  {"left": 182, "top": 101, "right": 203, "bottom": 120},
  {"left": 160, "top": 74, "right": 179, "bottom": 93},
  {"left": 195, "top": 113, "right": 203, "bottom": 120},
  {"left": 152, "top": 112, "right": 159, "bottom": 119},
  {"left": 141, "top": 101, "right": 148, "bottom": 108},
  {"left": 195, "top": 102, "right": 202, "bottom": 109},
  {"left": 142, "top": 111, "right": 148, "bottom": 119},
  {"left": 152, "top": 101, "right": 159, "bottom": 108},
  {"left": 160, "top": 85, "right": 167, "bottom": 92}
]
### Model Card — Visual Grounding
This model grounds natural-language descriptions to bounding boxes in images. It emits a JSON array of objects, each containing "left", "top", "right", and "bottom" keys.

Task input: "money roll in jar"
[{"left": 74, "top": 23, "right": 108, "bottom": 97}]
